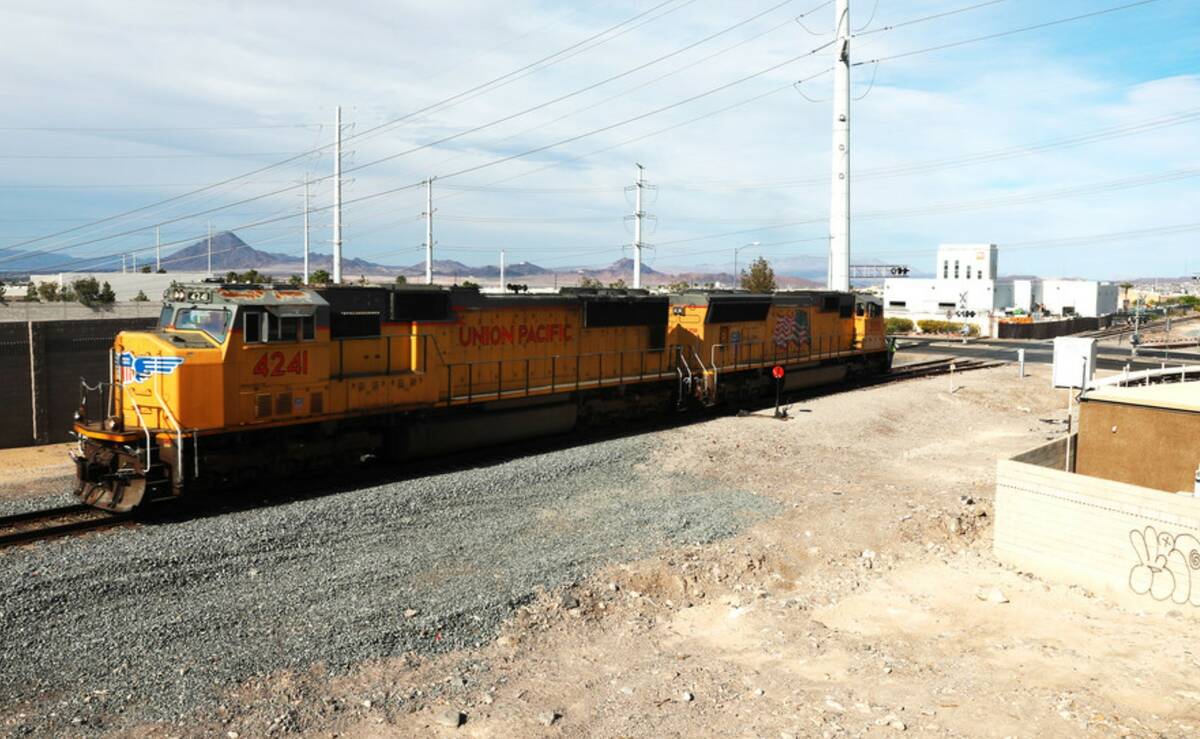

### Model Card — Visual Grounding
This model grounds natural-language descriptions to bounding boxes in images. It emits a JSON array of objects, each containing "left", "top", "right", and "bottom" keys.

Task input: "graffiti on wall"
[{"left": 1128, "top": 526, "right": 1200, "bottom": 606}]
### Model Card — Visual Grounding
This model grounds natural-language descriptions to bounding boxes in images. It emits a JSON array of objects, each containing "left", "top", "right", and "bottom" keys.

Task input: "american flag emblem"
[
  {"left": 118, "top": 352, "right": 185, "bottom": 385},
  {"left": 772, "top": 310, "right": 810, "bottom": 349}
]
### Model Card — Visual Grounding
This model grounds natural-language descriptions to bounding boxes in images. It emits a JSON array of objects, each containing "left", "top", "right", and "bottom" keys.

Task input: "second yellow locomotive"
[{"left": 74, "top": 282, "right": 887, "bottom": 511}]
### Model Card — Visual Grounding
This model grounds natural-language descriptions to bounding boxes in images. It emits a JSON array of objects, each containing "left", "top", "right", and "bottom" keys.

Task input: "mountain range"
[{"left": 0, "top": 230, "right": 819, "bottom": 287}]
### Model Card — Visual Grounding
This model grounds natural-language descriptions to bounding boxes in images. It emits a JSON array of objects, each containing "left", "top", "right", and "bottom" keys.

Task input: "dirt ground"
[{"left": 12, "top": 360, "right": 1200, "bottom": 737}]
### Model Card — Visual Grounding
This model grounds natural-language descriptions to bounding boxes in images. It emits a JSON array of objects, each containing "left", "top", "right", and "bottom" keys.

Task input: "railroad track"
[
  {"left": 882, "top": 357, "right": 1002, "bottom": 382},
  {"left": 0, "top": 503, "right": 132, "bottom": 548}
]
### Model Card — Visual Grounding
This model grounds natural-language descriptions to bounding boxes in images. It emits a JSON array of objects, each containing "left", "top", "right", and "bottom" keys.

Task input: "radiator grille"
[
  {"left": 310, "top": 392, "right": 323, "bottom": 414},
  {"left": 255, "top": 393, "right": 271, "bottom": 418},
  {"left": 275, "top": 392, "right": 293, "bottom": 416}
]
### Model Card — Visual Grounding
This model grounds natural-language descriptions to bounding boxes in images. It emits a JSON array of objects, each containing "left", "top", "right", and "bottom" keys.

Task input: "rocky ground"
[{"left": 1, "top": 357, "right": 1198, "bottom": 737}]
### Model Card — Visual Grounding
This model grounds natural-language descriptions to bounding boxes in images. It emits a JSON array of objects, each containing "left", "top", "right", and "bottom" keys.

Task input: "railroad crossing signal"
[{"left": 849, "top": 264, "right": 911, "bottom": 279}]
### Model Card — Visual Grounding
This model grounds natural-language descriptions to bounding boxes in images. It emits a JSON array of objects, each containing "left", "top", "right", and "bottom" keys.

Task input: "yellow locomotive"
[{"left": 74, "top": 281, "right": 887, "bottom": 511}]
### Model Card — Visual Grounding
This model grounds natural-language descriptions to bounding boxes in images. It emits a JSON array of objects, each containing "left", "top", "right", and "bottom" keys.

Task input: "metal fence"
[{"left": 0, "top": 318, "right": 154, "bottom": 449}]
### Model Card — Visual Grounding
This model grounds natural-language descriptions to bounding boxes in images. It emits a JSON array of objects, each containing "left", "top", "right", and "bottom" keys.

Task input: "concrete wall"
[
  {"left": 0, "top": 318, "right": 154, "bottom": 448},
  {"left": 29, "top": 272, "right": 210, "bottom": 302},
  {"left": 0, "top": 301, "right": 161, "bottom": 323},
  {"left": 995, "top": 438, "right": 1200, "bottom": 617}
]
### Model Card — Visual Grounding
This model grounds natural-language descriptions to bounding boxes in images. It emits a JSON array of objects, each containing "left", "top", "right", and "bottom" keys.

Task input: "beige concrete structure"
[{"left": 996, "top": 436, "right": 1200, "bottom": 616}]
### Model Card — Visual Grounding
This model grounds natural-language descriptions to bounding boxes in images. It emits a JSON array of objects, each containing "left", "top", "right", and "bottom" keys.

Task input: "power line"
[
  {"left": 2, "top": 0, "right": 688, "bottom": 253},
  {"left": 4, "top": 41, "right": 833, "bottom": 268},
  {"left": 340, "top": 0, "right": 805, "bottom": 177},
  {"left": 657, "top": 106, "right": 1200, "bottom": 190},
  {"left": 0, "top": 123, "right": 321, "bottom": 132},
  {"left": 0, "top": 151, "right": 305, "bottom": 160},
  {"left": 854, "top": 0, "right": 1163, "bottom": 66},
  {"left": 855, "top": 0, "right": 1009, "bottom": 37}
]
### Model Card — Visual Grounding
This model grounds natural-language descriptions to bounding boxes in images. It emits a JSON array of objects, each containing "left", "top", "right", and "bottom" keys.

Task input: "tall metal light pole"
[
  {"left": 155, "top": 227, "right": 161, "bottom": 272},
  {"left": 500, "top": 248, "right": 506, "bottom": 292},
  {"left": 332, "top": 105, "right": 343, "bottom": 284},
  {"left": 207, "top": 222, "right": 213, "bottom": 277},
  {"left": 302, "top": 174, "right": 311, "bottom": 283},
  {"left": 827, "top": 0, "right": 851, "bottom": 292},
  {"left": 734, "top": 241, "right": 760, "bottom": 289},
  {"left": 424, "top": 177, "right": 436, "bottom": 285},
  {"left": 632, "top": 164, "right": 645, "bottom": 289}
]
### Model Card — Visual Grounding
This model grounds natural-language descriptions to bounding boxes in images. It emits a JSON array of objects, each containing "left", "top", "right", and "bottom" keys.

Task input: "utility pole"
[
  {"left": 827, "top": 0, "right": 851, "bottom": 292},
  {"left": 155, "top": 227, "right": 161, "bottom": 272},
  {"left": 500, "top": 248, "right": 506, "bottom": 292},
  {"left": 333, "top": 105, "right": 343, "bottom": 284},
  {"left": 632, "top": 163, "right": 645, "bottom": 289},
  {"left": 121, "top": 254, "right": 127, "bottom": 274},
  {"left": 303, "top": 174, "right": 311, "bottom": 283},
  {"left": 207, "top": 222, "right": 213, "bottom": 277},
  {"left": 132, "top": 252, "right": 137, "bottom": 272},
  {"left": 424, "top": 177, "right": 436, "bottom": 285}
]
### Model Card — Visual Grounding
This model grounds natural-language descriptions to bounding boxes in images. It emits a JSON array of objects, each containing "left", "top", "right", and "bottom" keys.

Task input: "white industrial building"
[{"left": 883, "top": 244, "right": 1118, "bottom": 337}]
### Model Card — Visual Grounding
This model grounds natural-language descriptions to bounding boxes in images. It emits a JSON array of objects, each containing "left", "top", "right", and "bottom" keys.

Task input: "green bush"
[
  {"left": 884, "top": 317, "right": 914, "bottom": 334},
  {"left": 917, "top": 319, "right": 979, "bottom": 337}
]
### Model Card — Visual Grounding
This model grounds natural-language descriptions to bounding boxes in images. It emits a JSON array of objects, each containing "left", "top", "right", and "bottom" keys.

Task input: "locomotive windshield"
[{"left": 174, "top": 307, "right": 232, "bottom": 343}]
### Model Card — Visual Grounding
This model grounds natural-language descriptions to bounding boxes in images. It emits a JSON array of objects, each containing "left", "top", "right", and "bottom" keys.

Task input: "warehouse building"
[
  {"left": 883, "top": 244, "right": 1119, "bottom": 336},
  {"left": 883, "top": 244, "right": 1010, "bottom": 336}
]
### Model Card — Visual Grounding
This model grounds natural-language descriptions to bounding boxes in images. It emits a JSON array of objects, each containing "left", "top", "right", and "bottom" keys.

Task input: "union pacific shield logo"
[{"left": 118, "top": 352, "right": 185, "bottom": 384}]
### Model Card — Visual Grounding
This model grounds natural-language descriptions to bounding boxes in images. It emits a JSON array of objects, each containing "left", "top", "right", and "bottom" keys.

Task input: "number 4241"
[{"left": 252, "top": 350, "right": 308, "bottom": 377}]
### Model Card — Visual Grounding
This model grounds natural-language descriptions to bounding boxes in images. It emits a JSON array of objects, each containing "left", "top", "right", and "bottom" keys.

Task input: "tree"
[
  {"left": 740, "top": 256, "right": 776, "bottom": 293},
  {"left": 395, "top": 274, "right": 407, "bottom": 285},
  {"left": 461, "top": 280, "right": 480, "bottom": 289},
  {"left": 156, "top": 268, "right": 166, "bottom": 274},
  {"left": 310, "top": 269, "right": 331, "bottom": 285},
  {"left": 666, "top": 280, "right": 691, "bottom": 293},
  {"left": 356, "top": 274, "right": 370, "bottom": 285},
  {"left": 0, "top": 281, "right": 6, "bottom": 303},
  {"left": 578, "top": 276, "right": 602, "bottom": 289},
  {"left": 139, "top": 265, "right": 152, "bottom": 274},
  {"left": 97, "top": 281, "right": 116, "bottom": 304},
  {"left": 132, "top": 290, "right": 150, "bottom": 302},
  {"left": 608, "top": 278, "right": 628, "bottom": 290},
  {"left": 36, "top": 282, "right": 59, "bottom": 302},
  {"left": 288, "top": 274, "right": 303, "bottom": 286},
  {"left": 72, "top": 277, "right": 101, "bottom": 306},
  {"left": 24, "top": 284, "right": 36, "bottom": 301},
  {"left": 225, "top": 271, "right": 239, "bottom": 283}
]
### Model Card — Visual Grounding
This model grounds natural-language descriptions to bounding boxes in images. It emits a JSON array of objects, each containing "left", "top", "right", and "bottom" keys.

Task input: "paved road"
[{"left": 899, "top": 337, "right": 1200, "bottom": 372}]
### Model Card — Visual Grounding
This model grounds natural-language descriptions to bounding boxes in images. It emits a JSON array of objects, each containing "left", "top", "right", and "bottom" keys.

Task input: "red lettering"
[
  {"left": 459, "top": 326, "right": 472, "bottom": 346},
  {"left": 490, "top": 326, "right": 502, "bottom": 345},
  {"left": 270, "top": 351, "right": 286, "bottom": 376},
  {"left": 563, "top": 324, "right": 573, "bottom": 342},
  {"left": 536, "top": 325, "right": 548, "bottom": 342},
  {"left": 500, "top": 326, "right": 514, "bottom": 344},
  {"left": 518, "top": 325, "right": 529, "bottom": 343},
  {"left": 252, "top": 354, "right": 269, "bottom": 377}
]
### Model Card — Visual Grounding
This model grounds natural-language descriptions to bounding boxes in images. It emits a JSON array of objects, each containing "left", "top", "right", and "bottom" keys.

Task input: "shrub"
[
  {"left": 917, "top": 319, "right": 979, "bottom": 336},
  {"left": 884, "top": 317, "right": 914, "bottom": 334}
]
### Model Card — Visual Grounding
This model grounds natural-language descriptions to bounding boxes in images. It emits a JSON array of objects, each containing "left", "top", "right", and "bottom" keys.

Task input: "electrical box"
[{"left": 1052, "top": 337, "right": 1097, "bottom": 388}]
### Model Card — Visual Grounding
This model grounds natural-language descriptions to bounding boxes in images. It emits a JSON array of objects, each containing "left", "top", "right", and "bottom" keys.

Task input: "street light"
[{"left": 734, "top": 241, "right": 760, "bottom": 289}]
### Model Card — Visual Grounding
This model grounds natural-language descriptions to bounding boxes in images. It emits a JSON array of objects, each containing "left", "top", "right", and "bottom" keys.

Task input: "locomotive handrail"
[
  {"left": 125, "top": 392, "right": 153, "bottom": 471},
  {"left": 441, "top": 346, "right": 675, "bottom": 405},
  {"left": 154, "top": 371, "right": 187, "bottom": 487}
]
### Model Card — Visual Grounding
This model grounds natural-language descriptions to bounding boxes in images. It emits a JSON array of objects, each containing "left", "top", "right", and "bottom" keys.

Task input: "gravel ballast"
[{"left": 0, "top": 431, "right": 774, "bottom": 733}]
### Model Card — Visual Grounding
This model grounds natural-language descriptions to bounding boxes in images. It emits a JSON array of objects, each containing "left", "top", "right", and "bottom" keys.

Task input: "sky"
[{"left": 0, "top": 0, "right": 1197, "bottom": 280}]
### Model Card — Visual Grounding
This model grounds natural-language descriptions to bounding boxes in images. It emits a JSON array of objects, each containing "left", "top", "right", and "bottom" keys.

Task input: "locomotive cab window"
[
  {"left": 175, "top": 308, "right": 232, "bottom": 343},
  {"left": 266, "top": 312, "right": 316, "bottom": 342},
  {"left": 242, "top": 309, "right": 263, "bottom": 342},
  {"left": 157, "top": 306, "right": 174, "bottom": 330}
]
